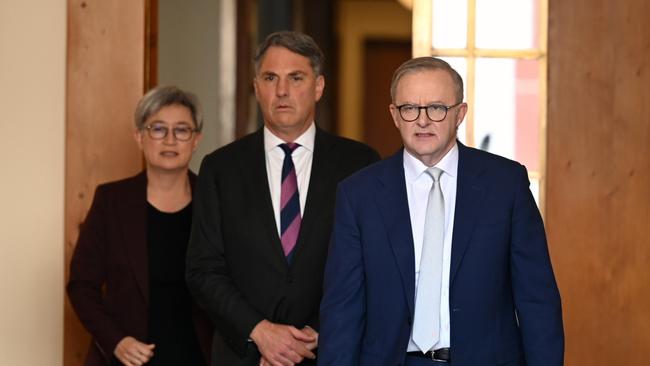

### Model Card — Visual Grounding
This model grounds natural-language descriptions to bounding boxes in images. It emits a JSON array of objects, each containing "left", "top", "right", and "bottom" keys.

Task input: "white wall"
[
  {"left": 158, "top": 0, "right": 236, "bottom": 172},
  {"left": 0, "top": 1, "right": 66, "bottom": 365}
]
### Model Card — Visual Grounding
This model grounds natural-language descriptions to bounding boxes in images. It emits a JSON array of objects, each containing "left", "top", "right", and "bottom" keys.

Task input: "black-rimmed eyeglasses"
[
  {"left": 143, "top": 123, "right": 198, "bottom": 141},
  {"left": 396, "top": 102, "right": 463, "bottom": 122}
]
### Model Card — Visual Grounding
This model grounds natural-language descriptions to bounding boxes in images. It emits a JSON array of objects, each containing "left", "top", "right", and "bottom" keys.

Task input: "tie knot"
[
  {"left": 280, "top": 142, "right": 300, "bottom": 155},
  {"left": 425, "top": 167, "right": 443, "bottom": 183}
]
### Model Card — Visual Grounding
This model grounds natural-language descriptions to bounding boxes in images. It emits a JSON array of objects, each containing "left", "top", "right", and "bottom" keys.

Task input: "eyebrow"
[
  {"left": 396, "top": 101, "right": 447, "bottom": 105},
  {"left": 259, "top": 70, "right": 308, "bottom": 78},
  {"left": 150, "top": 120, "right": 192, "bottom": 126}
]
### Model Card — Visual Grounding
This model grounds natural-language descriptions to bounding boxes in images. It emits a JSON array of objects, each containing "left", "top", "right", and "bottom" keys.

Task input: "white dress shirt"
[
  {"left": 264, "top": 123, "right": 315, "bottom": 236},
  {"left": 404, "top": 144, "right": 459, "bottom": 352}
]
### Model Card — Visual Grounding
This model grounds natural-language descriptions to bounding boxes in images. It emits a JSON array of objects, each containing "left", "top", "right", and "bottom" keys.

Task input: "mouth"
[
  {"left": 275, "top": 104, "right": 293, "bottom": 112},
  {"left": 160, "top": 151, "right": 179, "bottom": 157},
  {"left": 415, "top": 132, "right": 436, "bottom": 138}
]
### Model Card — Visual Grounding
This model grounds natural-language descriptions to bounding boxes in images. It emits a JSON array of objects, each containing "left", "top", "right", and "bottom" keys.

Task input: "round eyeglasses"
[
  {"left": 396, "top": 102, "right": 463, "bottom": 122},
  {"left": 143, "top": 123, "right": 198, "bottom": 141}
]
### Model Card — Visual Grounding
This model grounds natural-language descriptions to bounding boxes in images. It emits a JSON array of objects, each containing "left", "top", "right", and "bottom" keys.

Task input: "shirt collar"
[
  {"left": 403, "top": 142, "right": 459, "bottom": 184},
  {"left": 264, "top": 122, "right": 316, "bottom": 153}
]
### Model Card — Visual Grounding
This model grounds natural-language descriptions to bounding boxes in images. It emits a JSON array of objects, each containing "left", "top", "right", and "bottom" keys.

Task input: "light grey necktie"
[{"left": 412, "top": 167, "right": 445, "bottom": 352}]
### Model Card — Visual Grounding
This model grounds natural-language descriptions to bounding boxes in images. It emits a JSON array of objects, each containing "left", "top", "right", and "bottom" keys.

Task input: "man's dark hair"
[{"left": 254, "top": 31, "right": 324, "bottom": 76}]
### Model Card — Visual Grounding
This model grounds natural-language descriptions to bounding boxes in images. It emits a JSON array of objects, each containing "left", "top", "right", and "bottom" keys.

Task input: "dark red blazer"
[{"left": 67, "top": 171, "right": 212, "bottom": 365}]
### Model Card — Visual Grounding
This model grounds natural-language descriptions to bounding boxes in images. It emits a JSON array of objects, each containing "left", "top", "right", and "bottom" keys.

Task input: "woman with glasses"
[{"left": 68, "top": 86, "right": 211, "bottom": 366}]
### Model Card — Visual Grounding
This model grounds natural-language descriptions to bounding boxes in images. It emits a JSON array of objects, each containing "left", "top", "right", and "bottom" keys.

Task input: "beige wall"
[
  {"left": 158, "top": 0, "right": 236, "bottom": 172},
  {"left": 0, "top": 0, "right": 66, "bottom": 365}
]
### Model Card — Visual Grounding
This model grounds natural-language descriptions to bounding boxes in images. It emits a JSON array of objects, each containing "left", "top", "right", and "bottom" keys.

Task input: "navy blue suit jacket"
[{"left": 319, "top": 143, "right": 563, "bottom": 366}]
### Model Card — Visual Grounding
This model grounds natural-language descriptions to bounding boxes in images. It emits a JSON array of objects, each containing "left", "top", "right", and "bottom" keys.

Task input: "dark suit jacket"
[
  {"left": 67, "top": 171, "right": 212, "bottom": 366},
  {"left": 319, "top": 143, "right": 564, "bottom": 366},
  {"left": 186, "top": 127, "right": 380, "bottom": 365}
]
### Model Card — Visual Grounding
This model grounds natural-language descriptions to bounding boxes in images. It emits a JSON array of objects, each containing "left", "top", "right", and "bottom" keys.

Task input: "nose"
[
  {"left": 415, "top": 109, "right": 432, "bottom": 128},
  {"left": 275, "top": 77, "right": 289, "bottom": 97},
  {"left": 163, "top": 129, "right": 176, "bottom": 144}
]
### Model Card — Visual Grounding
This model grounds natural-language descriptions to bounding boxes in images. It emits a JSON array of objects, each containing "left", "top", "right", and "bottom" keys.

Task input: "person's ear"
[
  {"left": 191, "top": 132, "right": 203, "bottom": 152},
  {"left": 455, "top": 103, "right": 468, "bottom": 128},
  {"left": 389, "top": 104, "right": 400, "bottom": 129},
  {"left": 134, "top": 128, "right": 144, "bottom": 150},
  {"left": 314, "top": 75, "right": 325, "bottom": 102},
  {"left": 253, "top": 78, "right": 259, "bottom": 100}
]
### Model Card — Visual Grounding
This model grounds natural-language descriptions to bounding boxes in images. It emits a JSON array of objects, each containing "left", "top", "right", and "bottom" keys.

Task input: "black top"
[{"left": 147, "top": 202, "right": 203, "bottom": 366}]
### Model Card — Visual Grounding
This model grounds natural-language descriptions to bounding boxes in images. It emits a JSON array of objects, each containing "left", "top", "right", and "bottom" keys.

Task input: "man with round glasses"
[{"left": 319, "top": 57, "right": 564, "bottom": 366}]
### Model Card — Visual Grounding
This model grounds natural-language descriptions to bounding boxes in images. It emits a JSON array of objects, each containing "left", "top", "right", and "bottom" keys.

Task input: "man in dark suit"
[
  {"left": 186, "top": 31, "right": 379, "bottom": 366},
  {"left": 318, "top": 57, "right": 564, "bottom": 366}
]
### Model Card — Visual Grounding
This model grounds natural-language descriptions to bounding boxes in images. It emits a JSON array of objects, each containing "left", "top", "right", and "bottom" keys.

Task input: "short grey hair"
[
  {"left": 254, "top": 31, "right": 324, "bottom": 76},
  {"left": 134, "top": 85, "right": 203, "bottom": 131},
  {"left": 390, "top": 57, "right": 464, "bottom": 104}
]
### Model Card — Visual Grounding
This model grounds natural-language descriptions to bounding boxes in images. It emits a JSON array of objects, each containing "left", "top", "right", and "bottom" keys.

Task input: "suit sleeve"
[
  {"left": 186, "top": 156, "right": 265, "bottom": 357},
  {"left": 318, "top": 184, "right": 366, "bottom": 366},
  {"left": 67, "top": 186, "right": 126, "bottom": 362},
  {"left": 510, "top": 164, "right": 564, "bottom": 366}
]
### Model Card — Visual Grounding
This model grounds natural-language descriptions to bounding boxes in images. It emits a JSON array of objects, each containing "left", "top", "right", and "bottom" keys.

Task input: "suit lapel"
[
  {"left": 449, "top": 143, "right": 486, "bottom": 287},
  {"left": 242, "top": 130, "right": 288, "bottom": 268},
  {"left": 290, "top": 128, "right": 335, "bottom": 265},
  {"left": 119, "top": 172, "right": 149, "bottom": 305},
  {"left": 376, "top": 151, "right": 416, "bottom": 316}
]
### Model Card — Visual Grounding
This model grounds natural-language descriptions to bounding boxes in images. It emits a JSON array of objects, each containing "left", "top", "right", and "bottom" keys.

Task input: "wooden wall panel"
[
  {"left": 547, "top": 0, "right": 650, "bottom": 364},
  {"left": 64, "top": 1, "right": 145, "bottom": 365}
]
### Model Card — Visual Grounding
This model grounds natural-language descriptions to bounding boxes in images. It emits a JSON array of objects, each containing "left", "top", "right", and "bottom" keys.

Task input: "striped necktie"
[{"left": 279, "top": 143, "right": 301, "bottom": 263}]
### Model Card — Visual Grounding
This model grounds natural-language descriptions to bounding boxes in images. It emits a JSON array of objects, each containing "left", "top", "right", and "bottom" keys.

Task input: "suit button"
[{"left": 407, "top": 316, "right": 412, "bottom": 325}]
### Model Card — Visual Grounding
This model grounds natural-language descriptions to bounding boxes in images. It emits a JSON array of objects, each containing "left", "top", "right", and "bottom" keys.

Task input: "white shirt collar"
[
  {"left": 264, "top": 122, "right": 316, "bottom": 153},
  {"left": 403, "top": 143, "right": 459, "bottom": 183}
]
